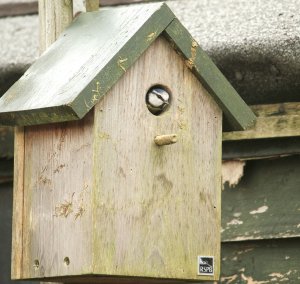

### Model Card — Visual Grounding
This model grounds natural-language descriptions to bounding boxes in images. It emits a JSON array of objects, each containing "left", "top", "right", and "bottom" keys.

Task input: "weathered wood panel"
[
  {"left": 0, "top": 3, "right": 175, "bottom": 126},
  {"left": 4, "top": 127, "right": 300, "bottom": 161},
  {"left": 0, "top": 5, "right": 255, "bottom": 131},
  {"left": 223, "top": 102, "right": 300, "bottom": 141},
  {"left": 218, "top": 238, "right": 300, "bottom": 283},
  {"left": 222, "top": 155, "right": 300, "bottom": 241},
  {"left": 164, "top": 19, "right": 256, "bottom": 131},
  {"left": 223, "top": 137, "right": 300, "bottom": 160},
  {"left": 38, "top": 0, "right": 73, "bottom": 53},
  {"left": 73, "top": 0, "right": 100, "bottom": 15},
  {"left": 21, "top": 112, "right": 94, "bottom": 279},
  {"left": 93, "top": 37, "right": 222, "bottom": 281},
  {"left": 0, "top": 0, "right": 161, "bottom": 18},
  {"left": 41, "top": 239, "right": 300, "bottom": 284},
  {"left": 11, "top": 1, "right": 74, "bottom": 282},
  {"left": 3, "top": 154, "right": 300, "bottom": 283},
  {"left": 4, "top": 126, "right": 300, "bottom": 161},
  {"left": 0, "top": 0, "right": 37, "bottom": 17},
  {"left": 11, "top": 127, "right": 25, "bottom": 279}
]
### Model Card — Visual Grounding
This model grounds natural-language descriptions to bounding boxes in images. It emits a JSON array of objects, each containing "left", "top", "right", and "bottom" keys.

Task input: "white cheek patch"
[
  {"left": 160, "top": 91, "right": 170, "bottom": 101},
  {"left": 148, "top": 95, "right": 164, "bottom": 107}
]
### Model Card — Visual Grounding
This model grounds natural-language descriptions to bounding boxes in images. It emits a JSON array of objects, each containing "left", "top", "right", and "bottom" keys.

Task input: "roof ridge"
[{"left": 0, "top": 2, "right": 255, "bottom": 130}]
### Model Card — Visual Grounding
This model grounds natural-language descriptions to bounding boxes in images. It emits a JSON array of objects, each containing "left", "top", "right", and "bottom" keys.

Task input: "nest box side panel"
[
  {"left": 17, "top": 112, "right": 94, "bottom": 279},
  {"left": 92, "top": 37, "right": 222, "bottom": 281},
  {"left": 12, "top": 127, "right": 25, "bottom": 279}
]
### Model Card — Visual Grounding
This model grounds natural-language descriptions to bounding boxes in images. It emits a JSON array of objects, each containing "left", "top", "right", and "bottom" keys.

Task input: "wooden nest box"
[{"left": 0, "top": 3, "right": 255, "bottom": 283}]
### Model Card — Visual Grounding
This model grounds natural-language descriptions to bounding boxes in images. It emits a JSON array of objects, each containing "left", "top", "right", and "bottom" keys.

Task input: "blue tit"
[{"left": 146, "top": 87, "right": 170, "bottom": 115}]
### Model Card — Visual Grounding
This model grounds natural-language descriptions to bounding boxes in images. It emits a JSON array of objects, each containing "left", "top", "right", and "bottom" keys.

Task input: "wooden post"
[
  {"left": 39, "top": 0, "right": 99, "bottom": 282},
  {"left": 39, "top": 0, "right": 99, "bottom": 57},
  {"left": 33, "top": 2, "right": 73, "bottom": 284},
  {"left": 11, "top": 0, "right": 98, "bottom": 283},
  {"left": 38, "top": 1, "right": 73, "bottom": 53},
  {"left": 38, "top": 3, "right": 73, "bottom": 282}
]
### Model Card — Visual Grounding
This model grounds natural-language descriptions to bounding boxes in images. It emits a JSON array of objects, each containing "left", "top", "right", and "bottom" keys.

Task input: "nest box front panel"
[
  {"left": 92, "top": 37, "right": 222, "bottom": 281},
  {"left": 13, "top": 36, "right": 222, "bottom": 282}
]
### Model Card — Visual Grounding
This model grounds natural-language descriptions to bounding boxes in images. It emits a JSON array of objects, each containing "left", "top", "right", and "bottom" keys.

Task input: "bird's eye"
[{"left": 145, "top": 85, "right": 171, "bottom": 116}]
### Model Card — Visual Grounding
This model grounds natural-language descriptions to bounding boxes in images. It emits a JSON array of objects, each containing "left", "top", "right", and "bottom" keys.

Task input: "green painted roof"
[{"left": 0, "top": 2, "right": 255, "bottom": 130}]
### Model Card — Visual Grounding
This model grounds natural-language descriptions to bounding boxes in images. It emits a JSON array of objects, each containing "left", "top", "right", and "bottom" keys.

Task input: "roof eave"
[
  {"left": 0, "top": 105, "right": 80, "bottom": 126},
  {"left": 0, "top": 3, "right": 255, "bottom": 130},
  {"left": 163, "top": 18, "right": 256, "bottom": 131},
  {"left": 69, "top": 3, "right": 176, "bottom": 119},
  {"left": 0, "top": 3, "right": 176, "bottom": 127}
]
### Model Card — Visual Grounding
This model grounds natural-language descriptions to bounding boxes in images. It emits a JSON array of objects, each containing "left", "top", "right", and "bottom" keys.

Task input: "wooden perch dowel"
[{"left": 154, "top": 134, "right": 178, "bottom": 146}]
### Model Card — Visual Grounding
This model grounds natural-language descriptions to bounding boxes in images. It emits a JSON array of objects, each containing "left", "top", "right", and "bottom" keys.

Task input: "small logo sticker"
[{"left": 198, "top": 256, "right": 214, "bottom": 276}]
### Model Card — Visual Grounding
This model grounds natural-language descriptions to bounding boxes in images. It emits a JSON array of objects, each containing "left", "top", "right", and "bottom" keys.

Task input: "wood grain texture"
[
  {"left": 5, "top": 126, "right": 300, "bottom": 162},
  {"left": 222, "top": 156, "right": 300, "bottom": 242},
  {"left": 223, "top": 137, "right": 300, "bottom": 160},
  {"left": 22, "top": 112, "right": 94, "bottom": 279},
  {"left": 215, "top": 238, "right": 300, "bottom": 284},
  {"left": 11, "top": 127, "right": 25, "bottom": 279},
  {"left": 0, "top": 0, "right": 158, "bottom": 18},
  {"left": 86, "top": 0, "right": 99, "bottom": 12},
  {"left": 0, "top": 4, "right": 254, "bottom": 132},
  {"left": 92, "top": 37, "right": 222, "bottom": 281},
  {"left": 0, "top": 3, "right": 174, "bottom": 126},
  {"left": 0, "top": 0, "right": 37, "bottom": 17},
  {"left": 38, "top": 276, "right": 197, "bottom": 283},
  {"left": 22, "top": 0, "right": 98, "bottom": 283},
  {"left": 223, "top": 102, "right": 300, "bottom": 140},
  {"left": 73, "top": 0, "right": 99, "bottom": 16},
  {"left": 12, "top": 1, "right": 74, "bottom": 282},
  {"left": 164, "top": 19, "right": 256, "bottom": 131},
  {"left": 38, "top": 0, "right": 73, "bottom": 53}
]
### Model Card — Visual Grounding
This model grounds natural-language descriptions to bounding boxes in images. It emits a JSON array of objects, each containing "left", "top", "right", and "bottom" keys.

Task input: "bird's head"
[{"left": 146, "top": 87, "right": 171, "bottom": 115}]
